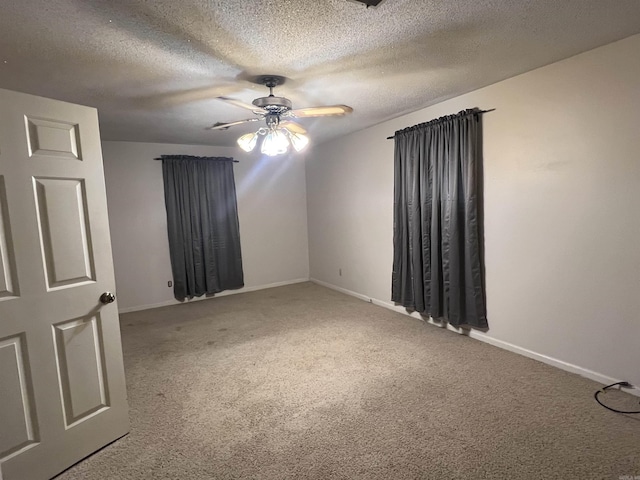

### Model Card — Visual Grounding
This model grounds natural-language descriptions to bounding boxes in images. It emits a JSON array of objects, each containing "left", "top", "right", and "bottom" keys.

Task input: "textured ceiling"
[{"left": 1, "top": 0, "right": 639, "bottom": 147}]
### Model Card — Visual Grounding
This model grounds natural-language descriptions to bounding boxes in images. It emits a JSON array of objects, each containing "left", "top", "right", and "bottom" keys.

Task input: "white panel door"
[{"left": 0, "top": 88, "right": 129, "bottom": 480}]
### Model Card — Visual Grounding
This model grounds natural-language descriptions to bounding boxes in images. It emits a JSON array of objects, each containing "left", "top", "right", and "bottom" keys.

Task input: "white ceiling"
[{"left": 1, "top": 0, "right": 639, "bottom": 147}]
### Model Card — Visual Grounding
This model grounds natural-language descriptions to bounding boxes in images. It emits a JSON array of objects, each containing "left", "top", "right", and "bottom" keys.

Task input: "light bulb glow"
[
  {"left": 237, "top": 132, "right": 258, "bottom": 152},
  {"left": 261, "top": 129, "right": 289, "bottom": 156},
  {"left": 288, "top": 131, "right": 310, "bottom": 152}
]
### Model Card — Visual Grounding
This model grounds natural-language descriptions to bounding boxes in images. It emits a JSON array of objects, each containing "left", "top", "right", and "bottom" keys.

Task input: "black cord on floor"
[{"left": 594, "top": 382, "right": 640, "bottom": 414}]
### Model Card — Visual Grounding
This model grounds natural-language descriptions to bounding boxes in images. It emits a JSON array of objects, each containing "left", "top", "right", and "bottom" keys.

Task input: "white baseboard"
[
  {"left": 118, "top": 278, "right": 310, "bottom": 314},
  {"left": 310, "top": 278, "right": 640, "bottom": 397}
]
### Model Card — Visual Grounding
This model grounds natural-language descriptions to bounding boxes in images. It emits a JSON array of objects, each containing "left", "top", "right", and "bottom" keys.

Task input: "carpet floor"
[{"left": 57, "top": 282, "right": 640, "bottom": 479}]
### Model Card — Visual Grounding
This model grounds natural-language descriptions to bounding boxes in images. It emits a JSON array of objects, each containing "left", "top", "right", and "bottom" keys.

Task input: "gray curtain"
[
  {"left": 161, "top": 155, "right": 244, "bottom": 300},
  {"left": 391, "top": 109, "right": 487, "bottom": 328}
]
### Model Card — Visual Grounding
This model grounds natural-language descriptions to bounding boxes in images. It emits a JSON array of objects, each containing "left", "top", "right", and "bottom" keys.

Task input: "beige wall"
[
  {"left": 102, "top": 141, "right": 310, "bottom": 312},
  {"left": 306, "top": 34, "right": 640, "bottom": 387}
]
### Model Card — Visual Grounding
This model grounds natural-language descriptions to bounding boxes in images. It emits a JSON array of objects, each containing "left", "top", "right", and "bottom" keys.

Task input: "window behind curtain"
[
  {"left": 161, "top": 155, "right": 244, "bottom": 300},
  {"left": 391, "top": 109, "right": 487, "bottom": 328}
]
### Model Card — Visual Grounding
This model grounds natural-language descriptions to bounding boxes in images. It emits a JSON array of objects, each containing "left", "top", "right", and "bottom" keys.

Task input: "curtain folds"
[
  {"left": 161, "top": 155, "right": 244, "bottom": 300},
  {"left": 391, "top": 109, "right": 487, "bottom": 328}
]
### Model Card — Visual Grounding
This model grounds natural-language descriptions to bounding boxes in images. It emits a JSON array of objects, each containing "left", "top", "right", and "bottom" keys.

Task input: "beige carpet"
[{"left": 57, "top": 282, "right": 640, "bottom": 479}]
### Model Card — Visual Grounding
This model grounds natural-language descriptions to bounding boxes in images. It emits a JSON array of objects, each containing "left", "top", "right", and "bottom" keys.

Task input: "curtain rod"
[
  {"left": 154, "top": 157, "right": 240, "bottom": 163},
  {"left": 386, "top": 108, "right": 495, "bottom": 140}
]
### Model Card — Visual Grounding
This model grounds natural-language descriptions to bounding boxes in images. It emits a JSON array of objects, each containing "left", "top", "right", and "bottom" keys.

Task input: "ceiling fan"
[{"left": 207, "top": 75, "right": 353, "bottom": 156}]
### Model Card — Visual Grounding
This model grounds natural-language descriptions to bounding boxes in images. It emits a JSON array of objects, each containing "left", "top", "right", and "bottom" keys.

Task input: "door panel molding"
[
  {"left": 0, "top": 176, "right": 19, "bottom": 300},
  {"left": 0, "top": 333, "right": 39, "bottom": 461},
  {"left": 52, "top": 315, "right": 110, "bottom": 429},
  {"left": 32, "top": 177, "right": 95, "bottom": 290},
  {"left": 24, "top": 116, "right": 82, "bottom": 160}
]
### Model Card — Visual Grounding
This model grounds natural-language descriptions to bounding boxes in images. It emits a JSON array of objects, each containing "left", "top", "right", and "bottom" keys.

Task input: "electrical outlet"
[{"left": 168, "top": 281, "right": 172, "bottom": 287}]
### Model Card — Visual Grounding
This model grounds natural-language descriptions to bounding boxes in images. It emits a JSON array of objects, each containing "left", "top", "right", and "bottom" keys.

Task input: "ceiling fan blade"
[
  {"left": 217, "top": 96, "right": 266, "bottom": 113},
  {"left": 207, "top": 118, "right": 260, "bottom": 130},
  {"left": 280, "top": 120, "right": 307, "bottom": 135},
  {"left": 289, "top": 105, "right": 353, "bottom": 118},
  {"left": 140, "top": 84, "right": 243, "bottom": 109}
]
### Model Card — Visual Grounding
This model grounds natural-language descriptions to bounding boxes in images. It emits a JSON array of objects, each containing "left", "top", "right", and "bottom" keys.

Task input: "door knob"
[{"left": 100, "top": 292, "right": 116, "bottom": 304}]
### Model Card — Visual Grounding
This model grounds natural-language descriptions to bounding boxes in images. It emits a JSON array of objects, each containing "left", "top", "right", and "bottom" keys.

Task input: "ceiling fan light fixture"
[
  {"left": 261, "top": 129, "right": 289, "bottom": 156},
  {"left": 288, "top": 131, "right": 310, "bottom": 152},
  {"left": 217, "top": 75, "right": 352, "bottom": 156},
  {"left": 237, "top": 132, "right": 258, "bottom": 152}
]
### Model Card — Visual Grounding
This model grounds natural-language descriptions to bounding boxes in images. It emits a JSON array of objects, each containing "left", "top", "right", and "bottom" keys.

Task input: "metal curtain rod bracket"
[{"left": 386, "top": 108, "right": 495, "bottom": 139}]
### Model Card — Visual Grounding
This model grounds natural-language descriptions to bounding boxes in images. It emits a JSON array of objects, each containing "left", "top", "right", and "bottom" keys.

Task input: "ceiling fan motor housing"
[{"left": 253, "top": 95, "right": 292, "bottom": 115}]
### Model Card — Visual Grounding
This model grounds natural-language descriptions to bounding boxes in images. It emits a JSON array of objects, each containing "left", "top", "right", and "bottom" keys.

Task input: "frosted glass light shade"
[
  {"left": 237, "top": 132, "right": 258, "bottom": 152},
  {"left": 288, "top": 132, "right": 309, "bottom": 152},
  {"left": 261, "top": 129, "right": 289, "bottom": 156}
]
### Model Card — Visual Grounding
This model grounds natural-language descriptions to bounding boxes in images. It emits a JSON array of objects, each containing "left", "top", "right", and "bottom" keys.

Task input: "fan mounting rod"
[{"left": 254, "top": 75, "right": 286, "bottom": 96}]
